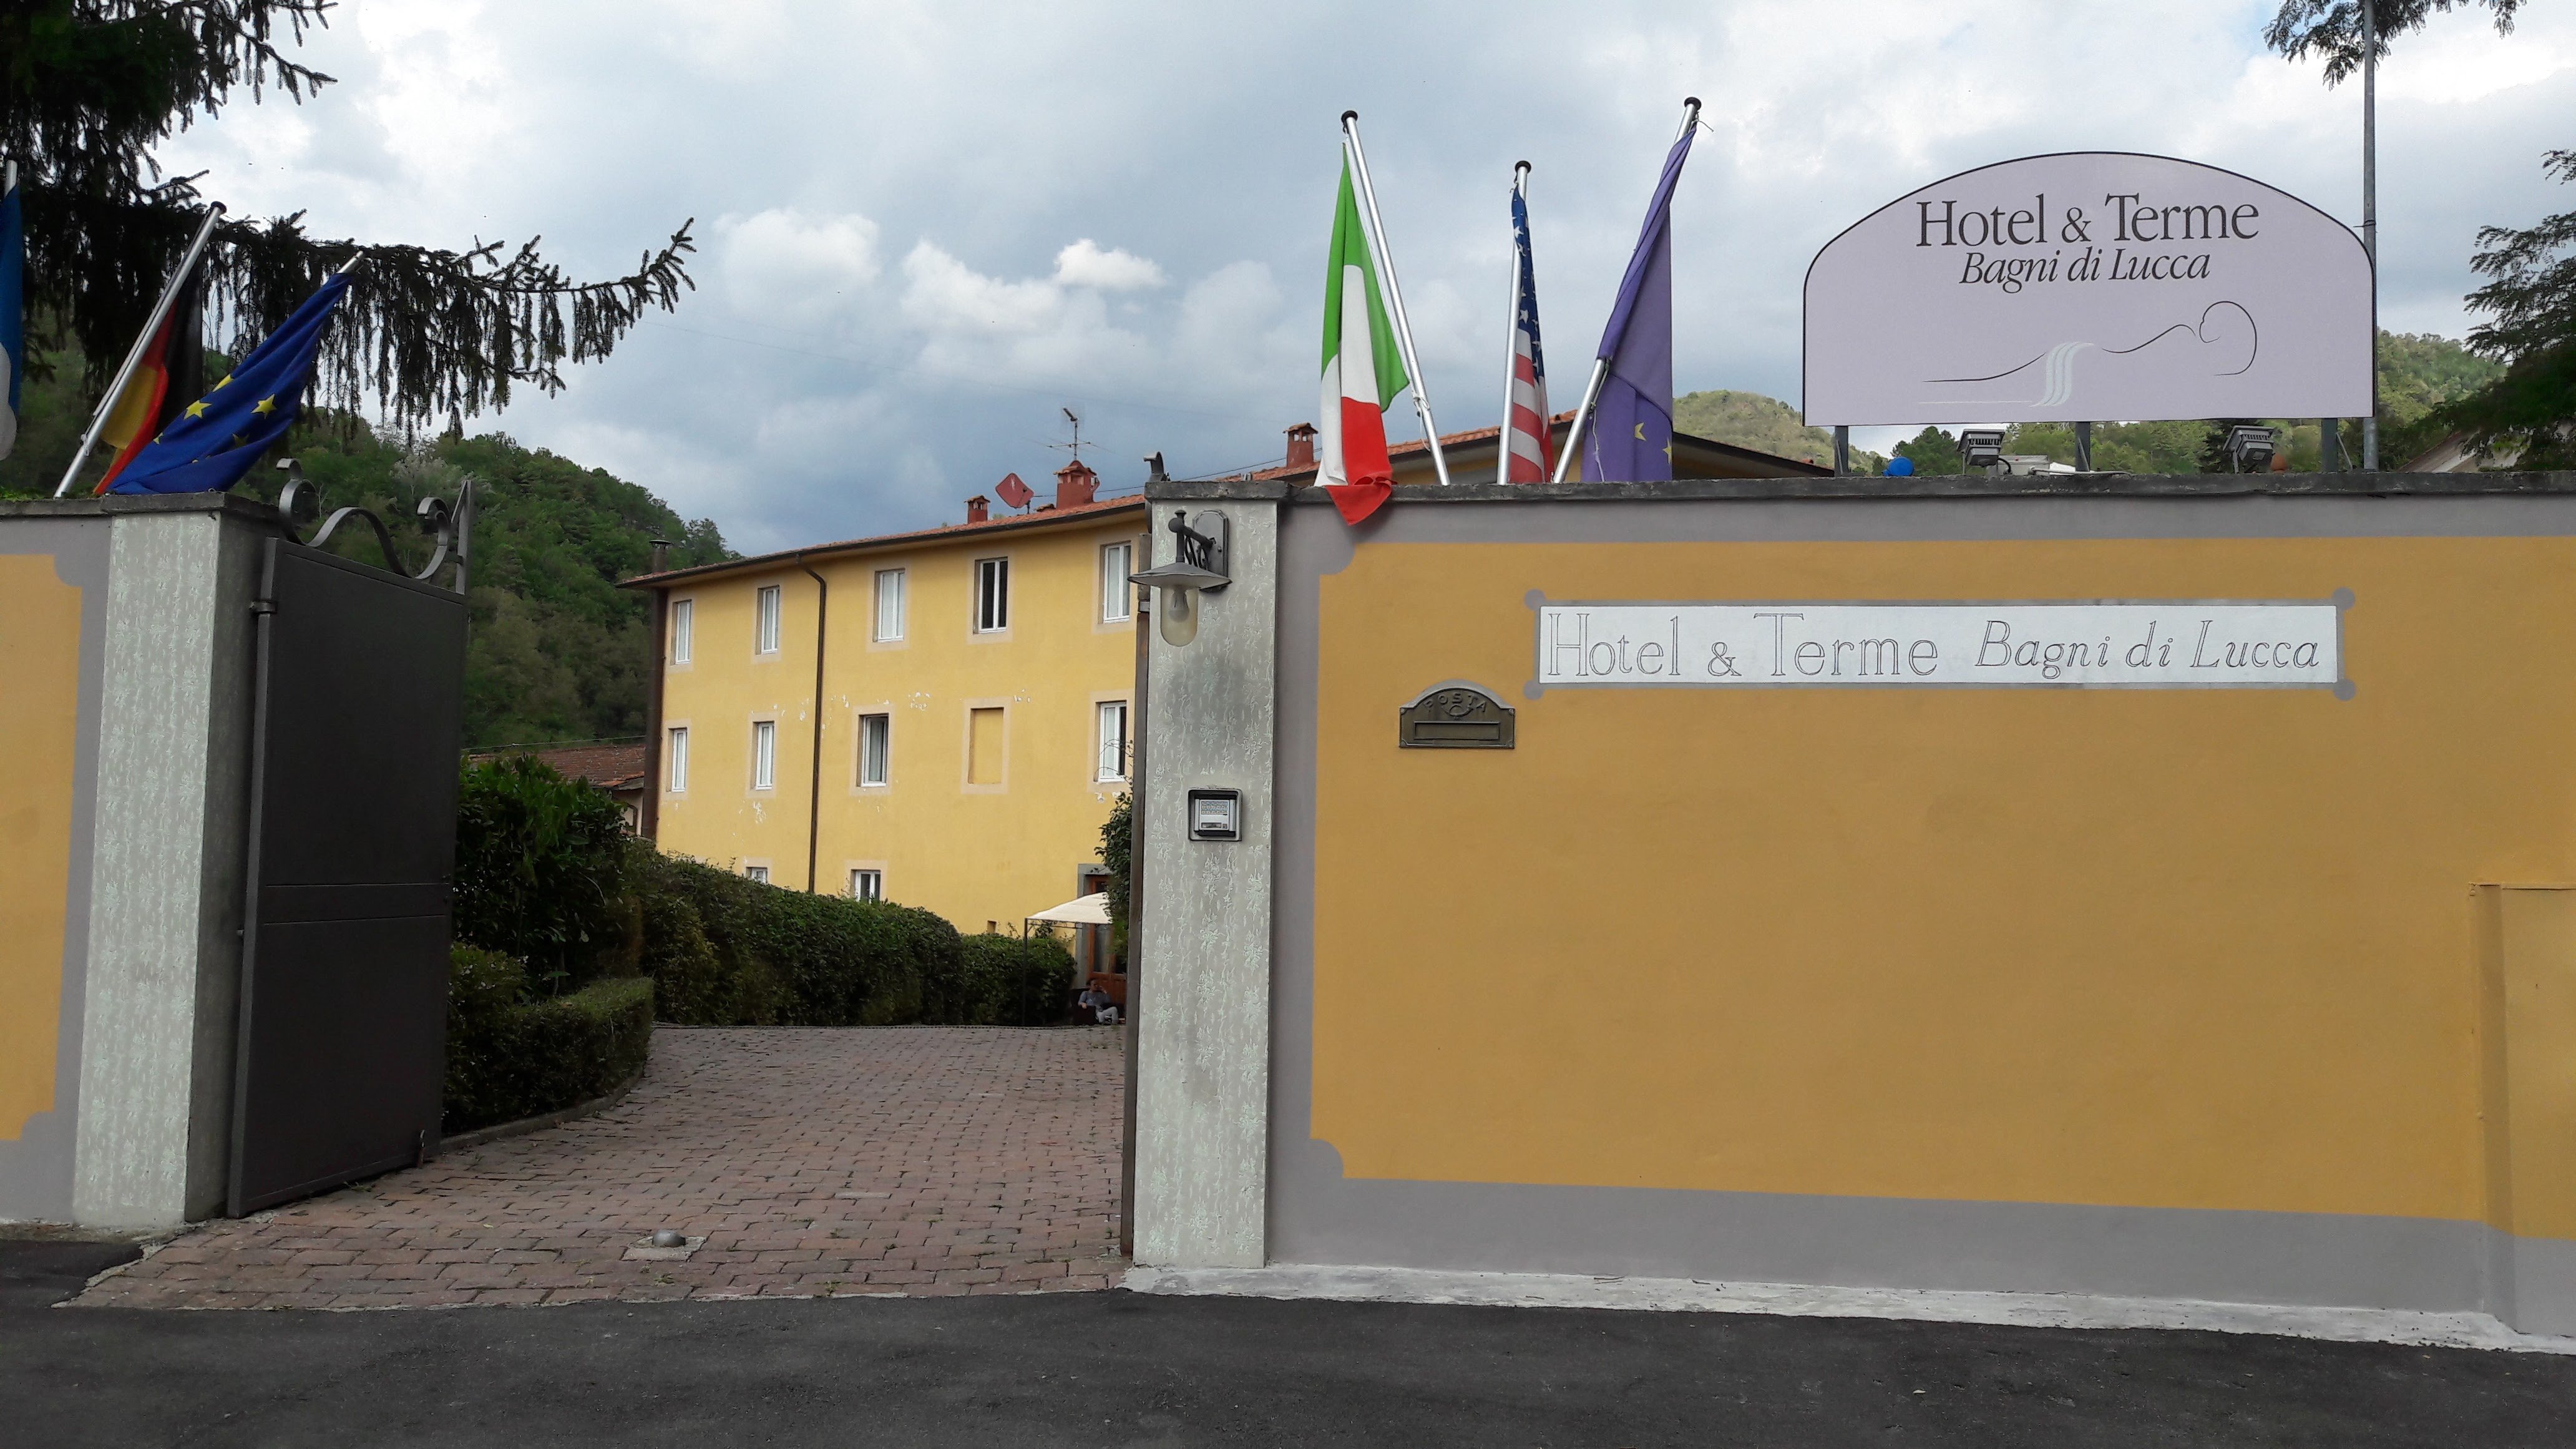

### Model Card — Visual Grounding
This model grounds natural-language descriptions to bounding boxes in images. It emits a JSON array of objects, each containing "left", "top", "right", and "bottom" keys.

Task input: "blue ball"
[{"left": 1885, "top": 456, "right": 1915, "bottom": 476}]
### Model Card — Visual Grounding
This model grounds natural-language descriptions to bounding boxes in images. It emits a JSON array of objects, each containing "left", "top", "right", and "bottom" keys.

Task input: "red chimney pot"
[
  {"left": 966, "top": 495, "right": 990, "bottom": 524},
  {"left": 1054, "top": 459, "right": 1098, "bottom": 510},
  {"left": 1286, "top": 422, "right": 1318, "bottom": 471}
]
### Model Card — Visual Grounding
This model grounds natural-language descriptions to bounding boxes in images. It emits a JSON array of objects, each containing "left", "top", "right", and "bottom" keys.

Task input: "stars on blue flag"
[{"left": 107, "top": 273, "right": 353, "bottom": 495}]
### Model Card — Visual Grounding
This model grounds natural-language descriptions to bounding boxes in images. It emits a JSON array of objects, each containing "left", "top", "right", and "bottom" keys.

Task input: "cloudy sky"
[{"left": 159, "top": 1, "right": 2575, "bottom": 551}]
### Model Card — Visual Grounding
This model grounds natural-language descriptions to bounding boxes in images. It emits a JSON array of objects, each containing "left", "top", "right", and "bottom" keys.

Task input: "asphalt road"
[{"left": 9, "top": 1241, "right": 2575, "bottom": 1447}]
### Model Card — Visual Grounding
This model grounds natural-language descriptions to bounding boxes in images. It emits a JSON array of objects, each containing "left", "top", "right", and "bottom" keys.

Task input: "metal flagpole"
[
  {"left": 1498, "top": 161, "right": 1531, "bottom": 488},
  {"left": 55, "top": 202, "right": 227, "bottom": 497},
  {"left": 1341, "top": 112, "right": 1451, "bottom": 487},
  {"left": 2361, "top": 0, "right": 2379, "bottom": 471},
  {"left": 1554, "top": 98, "right": 1700, "bottom": 485}
]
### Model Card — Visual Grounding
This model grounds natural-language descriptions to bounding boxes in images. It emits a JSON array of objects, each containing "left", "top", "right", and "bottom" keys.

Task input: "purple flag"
[{"left": 1586, "top": 125, "right": 1695, "bottom": 482}]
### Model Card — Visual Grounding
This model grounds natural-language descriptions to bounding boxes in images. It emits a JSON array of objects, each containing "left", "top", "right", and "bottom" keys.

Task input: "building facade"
[{"left": 631, "top": 464, "right": 1146, "bottom": 939}]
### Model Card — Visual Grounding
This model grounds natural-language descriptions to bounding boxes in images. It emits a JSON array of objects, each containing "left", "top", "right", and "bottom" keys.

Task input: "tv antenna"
[{"left": 1047, "top": 407, "right": 1086, "bottom": 466}]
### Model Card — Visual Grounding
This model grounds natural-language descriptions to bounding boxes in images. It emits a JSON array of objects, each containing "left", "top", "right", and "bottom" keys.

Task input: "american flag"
[{"left": 1503, "top": 182, "right": 1552, "bottom": 483}]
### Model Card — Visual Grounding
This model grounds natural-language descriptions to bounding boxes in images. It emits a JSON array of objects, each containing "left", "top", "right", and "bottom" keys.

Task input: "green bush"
[
  {"left": 633, "top": 847, "right": 957, "bottom": 1027},
  {"left": 443, "top": 946, "right": 655, "bottom": 1134},
  {"left": 928, "top": 932, "right": 1076, "bottom": 1027},
  {"left": 453, "top": 756, "right": 633, "bottom": 992}
]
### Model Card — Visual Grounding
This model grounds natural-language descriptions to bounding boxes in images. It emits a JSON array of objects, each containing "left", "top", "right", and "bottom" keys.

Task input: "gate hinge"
[{"left": 249, "top": 600, "right": 277, "bottom": 617}]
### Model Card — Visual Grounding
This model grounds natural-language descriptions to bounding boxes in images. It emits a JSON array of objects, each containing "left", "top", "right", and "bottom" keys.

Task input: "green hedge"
[
  {"left": 453, "top": 756, "right": 636, "bottom": 992},
  {"left": 444, "top": 947, "right": 655, "bottom": 1134},
  {"left": 630, "top": 848, "right": 1078, "bottom": 1027},
  {"left": 929, "top": 933, "right": 1077, "bottom": 1027}
]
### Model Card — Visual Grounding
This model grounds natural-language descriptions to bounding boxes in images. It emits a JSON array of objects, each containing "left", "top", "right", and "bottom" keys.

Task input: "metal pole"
[
  {"left": 1553, "top": 99, "right": 1700, "bottom": 485},
  {"left": 1340, "top": 113, "right": 1450, "bottom": 486},
  {"left": 56, "top": 202, "right": 227, "bottom": 496},
  {"left": 2362, "top": 0, "right": 2379, "bottom": 471},
  {"left": 1833, "top": 426, "right": 1850, "bottom": 477},
  {"left": 2074, "top": 421, "right": 2094, "bottom": 471},
  {"left": 1550, "top": 361, "right": 1609, "bottom": 483},
  {"left": 1498, "top": 162, "right": 1531, "bottom": 489}
]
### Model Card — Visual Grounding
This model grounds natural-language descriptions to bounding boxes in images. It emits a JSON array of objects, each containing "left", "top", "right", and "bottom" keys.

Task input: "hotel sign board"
[
  {"left": 1802, "top": 152, "right": 2373, "bottom": 426},
  {"left": 1533, "top": 600, "right": 2347, "bottom": 692}
]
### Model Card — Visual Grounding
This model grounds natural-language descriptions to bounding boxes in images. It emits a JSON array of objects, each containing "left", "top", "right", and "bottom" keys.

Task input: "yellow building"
[{"left": 631, "top": 463, "right": 1146, "bottom": 939}]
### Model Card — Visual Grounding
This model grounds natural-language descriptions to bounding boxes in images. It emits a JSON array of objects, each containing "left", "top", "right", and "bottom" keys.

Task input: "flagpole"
[
  {"left": 1553, "top": 97, "right": 1699, "bottom": 485},
  {"left": 2361, "top": 0, "right": 2379, "bottom": 471},
  {"left": 1498, "top": 161, "right": 1531, "bottom": 489},
  {"left": 55, "top": 202, "right": 226, "bottom": 497},
  {"left": 1340, "top": 112, "right": 1451, "bottom": 487}
]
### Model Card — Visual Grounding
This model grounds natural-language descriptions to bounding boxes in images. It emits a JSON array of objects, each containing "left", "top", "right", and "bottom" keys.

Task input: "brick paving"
[{"left": 74, "top": 1026, "right": 1126, "bottom": 1310}]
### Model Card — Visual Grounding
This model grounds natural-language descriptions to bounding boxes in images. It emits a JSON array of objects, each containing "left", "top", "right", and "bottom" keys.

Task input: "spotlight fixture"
[
  {"left": 1959, "top": 429, "right": 2006, "bottom": 473},
  {"left": 2225, "top": 424, "right": 2279, "bottom": 474}
]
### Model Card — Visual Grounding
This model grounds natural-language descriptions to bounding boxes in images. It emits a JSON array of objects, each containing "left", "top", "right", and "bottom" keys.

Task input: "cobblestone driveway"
[{"left": 77, "top": 1027, "right": 1126, "bottom": 1309}]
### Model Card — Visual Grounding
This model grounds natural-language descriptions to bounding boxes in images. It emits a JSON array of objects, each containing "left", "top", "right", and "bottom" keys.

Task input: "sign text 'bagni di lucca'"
[
  {"left": 1802, "top": 152, "right": 2373, "bottom": 426},
  {"left": 1531, "top": 598, "right": 2349, "bottom": 693}
]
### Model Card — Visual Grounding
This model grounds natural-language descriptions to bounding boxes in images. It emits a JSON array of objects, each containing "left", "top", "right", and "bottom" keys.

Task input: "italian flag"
[{"left": 1317, "top": 155, "right": 1408, "bottom": 525}]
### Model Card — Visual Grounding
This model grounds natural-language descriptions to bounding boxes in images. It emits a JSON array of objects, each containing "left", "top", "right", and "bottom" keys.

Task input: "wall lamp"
[
  {"left": 1128, "top": 510, "right": 1231, "bottom": 647},
  {"left": 1959, "top": 429, "right": 2006, "bottom": 473}
]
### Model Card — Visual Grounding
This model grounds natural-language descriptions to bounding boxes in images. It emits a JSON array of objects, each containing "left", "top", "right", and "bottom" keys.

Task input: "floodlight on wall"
[
  {"left": 1128, "top": 510, "right": 1231, "bottom": 648},
  {"left": 1959, "top": 429, "right": 2006, "bottom": 473},
  {"left": 2226, "top": 424, "right": 2280, "bottom": 474}
]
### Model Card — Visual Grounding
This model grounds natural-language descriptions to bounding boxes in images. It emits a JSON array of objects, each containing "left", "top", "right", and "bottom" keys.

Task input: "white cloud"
[
  {"left": 1053, "top": 239, "right": 1166, "bottom": 291},
  {"left": 720, "top": 209, "right": 883, "bottom": 325}
]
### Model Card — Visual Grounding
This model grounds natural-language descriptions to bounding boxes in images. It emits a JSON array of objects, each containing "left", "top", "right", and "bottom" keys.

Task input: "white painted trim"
[{"left": 1121, "top": 1263, "right": 2576, "bottom": 1356}]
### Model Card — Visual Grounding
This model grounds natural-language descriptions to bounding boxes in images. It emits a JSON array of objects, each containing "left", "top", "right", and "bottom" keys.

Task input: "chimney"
[
  {"left": 966, "top": 495, "right": 990, "bottom": 524},
  {"left": 1285, "top": 422, "right": 1318, "bottom": 471},
  {"left": 648, "top": 537, "right": 672, "bottom": 573},
  {"left": 1055, "top": 459, "right": 1098, "bottom": 510}
]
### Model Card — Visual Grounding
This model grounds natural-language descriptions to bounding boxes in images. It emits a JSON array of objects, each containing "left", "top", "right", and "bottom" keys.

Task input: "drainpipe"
[
  {"left": 642, "top": 540, "right": 673, "bottom": 842},
  {"left": 801, "top": 559, "right": 829, "bottom": 893}
]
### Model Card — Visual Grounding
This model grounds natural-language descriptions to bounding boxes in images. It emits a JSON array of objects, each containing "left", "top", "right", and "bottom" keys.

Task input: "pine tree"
[
  {"left": 1, "top": 1, "right": 695, "bottom": 434},
  {"left": 2448, "top": 152, "right": 2576, "bottom": 468}
]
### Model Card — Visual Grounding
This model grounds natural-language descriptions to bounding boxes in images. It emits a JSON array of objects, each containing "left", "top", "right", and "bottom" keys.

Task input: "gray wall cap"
[
  {"left": 0, "top": 491, "right": 290, "bottom": 524},
  {"left": 1149, "top": 471, "right": 2576, "bottom": 505}
]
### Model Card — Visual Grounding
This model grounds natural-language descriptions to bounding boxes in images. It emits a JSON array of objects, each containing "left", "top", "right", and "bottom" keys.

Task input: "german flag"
[{"left": 92, "top": 262, "right": 205, "bottom": 494}]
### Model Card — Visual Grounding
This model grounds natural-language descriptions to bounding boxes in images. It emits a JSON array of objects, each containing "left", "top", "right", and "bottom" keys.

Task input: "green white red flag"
[{"left": 1317, "top": 154, "right": 1409, "bottom": 525}]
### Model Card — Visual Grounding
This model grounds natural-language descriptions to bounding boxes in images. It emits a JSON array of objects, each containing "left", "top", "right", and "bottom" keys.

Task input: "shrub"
[
  {"left": 452, "top": 756, "right": 632, "bottom": 992},
  {"left": 442, "top": 946, "right": 655, "bottom": 1133},
  {"left": 927, "top": 932, "right": 1076, "bottom": 1027},
  {"left": 633, "top": 847, "right": 955, "bottom": 1027}
]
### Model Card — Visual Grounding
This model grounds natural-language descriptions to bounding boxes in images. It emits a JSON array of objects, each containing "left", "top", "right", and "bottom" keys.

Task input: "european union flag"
[{"left": 108, "top": 273, "right": 351, "bottom": 495}]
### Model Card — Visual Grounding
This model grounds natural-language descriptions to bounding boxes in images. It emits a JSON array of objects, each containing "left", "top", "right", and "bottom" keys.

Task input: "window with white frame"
[
  {"left": 1100, "top": 542, "right": 1133, "bottom": 623},
  {"left": 973, "top": 557, "right": 1010, "bottom": 633},
  {"left": 669, "top": 598, "right": 695, "bottom": 663},
  {"left": 755, "top": 584, "right": 782, "bottom": 654},
  {"left": 666, "top": 726, "right": 689, "bottom": 792},
  {"left": 849, "top": 869, "right": 882, "bottom": 902},
  {"left": 873, "top": 568, "right": 905, "bottom": 642},
  {"left": 1096, "top": 699, "right": 1129, "bottom": 783},
  {"left": 857, "top": 713, "right": 890, "bottom": 787},
  {"left": 751, "top": 719, "right": 777, "bottom": 789},
  {"left": 745, "top": 864, "right": 770, "bottom": 884}
]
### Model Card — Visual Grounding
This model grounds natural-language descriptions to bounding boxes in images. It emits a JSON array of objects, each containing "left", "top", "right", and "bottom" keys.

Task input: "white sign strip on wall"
[
  {"left": 1533, "top": 600, "right": 2346, "bottom": 691},
  {"left": 1802, "top": 152, "right": 2373, "bottom": 426}
]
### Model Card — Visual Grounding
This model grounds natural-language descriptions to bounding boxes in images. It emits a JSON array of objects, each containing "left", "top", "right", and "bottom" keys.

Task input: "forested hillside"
[
  {"left": 1679, "top": 330, "right": 2503, "bottom": 476},
  {"left": 2, "top": 347, "right": 732, "bottom": 748}
]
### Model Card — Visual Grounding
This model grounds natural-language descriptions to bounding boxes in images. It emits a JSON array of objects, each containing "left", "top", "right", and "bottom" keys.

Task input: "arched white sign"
[{"left": 1802, "top": 152, "right": 2372, "bottom": 426}]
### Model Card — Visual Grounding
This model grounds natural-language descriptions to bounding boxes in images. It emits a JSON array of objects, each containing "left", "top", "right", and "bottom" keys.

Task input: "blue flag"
[
  {"left": 1, "top": 172, "right": 23, "bottom": 461},
  {"left": 1585, "top": 125, "right": 1694, "bottom": 483},
  {"left": 108, "top": 273, "right": 350, "bottom": 495}
]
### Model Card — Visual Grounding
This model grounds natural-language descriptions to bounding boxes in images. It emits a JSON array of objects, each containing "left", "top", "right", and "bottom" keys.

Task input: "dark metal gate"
[{"left": 228, "top": 481, "right": 471, "bottom": 1215}]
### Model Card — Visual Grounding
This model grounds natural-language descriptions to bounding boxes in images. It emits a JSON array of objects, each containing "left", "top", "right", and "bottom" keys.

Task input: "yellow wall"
[
  {"left": 0, "top": 555, "right": 82, "bottom": 1141},
  {"left": 656, "top": 512, "right": 1144, "bottom": 933},
  {"left": 1310, "top": 535, "right": 2576, "bottom": 1232}
]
